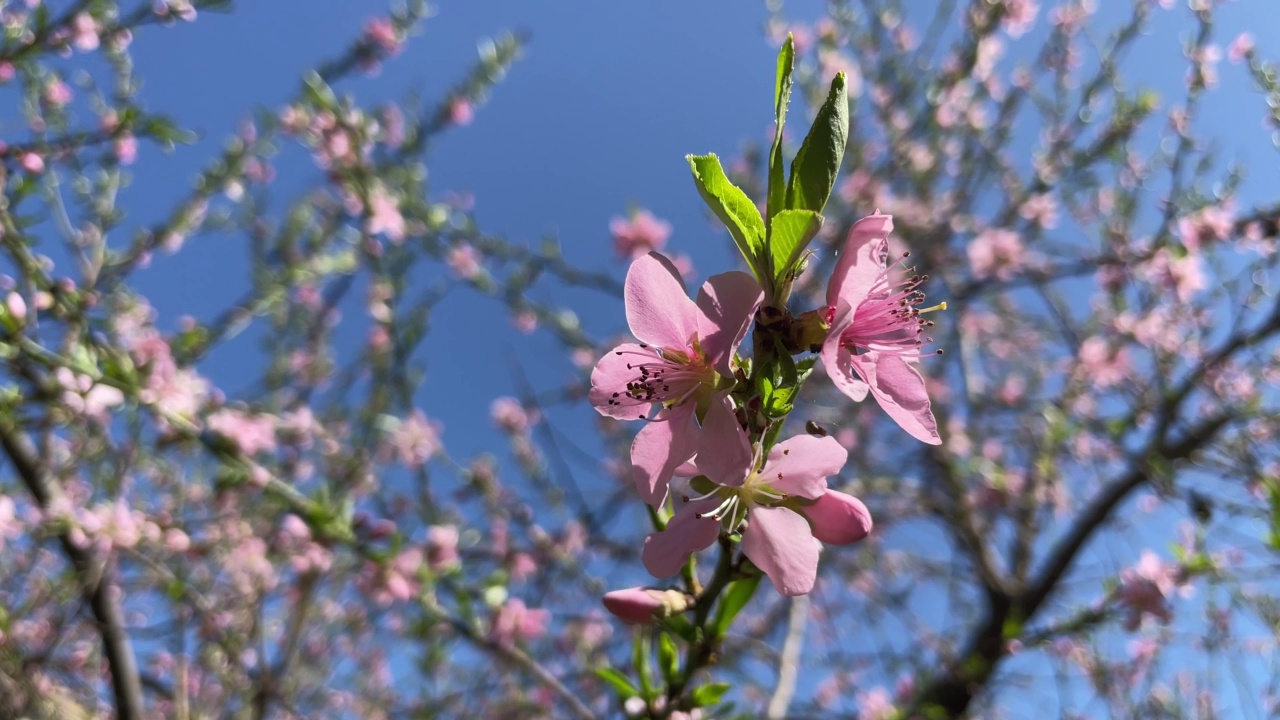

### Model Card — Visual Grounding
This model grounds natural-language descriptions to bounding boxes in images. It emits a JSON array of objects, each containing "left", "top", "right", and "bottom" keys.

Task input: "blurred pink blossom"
[
  {"left": 448, "top": 98, "right": 474, "bottom": 126},
  {"left": 610, "top": 209, "right": 671, "bottom": 259},
  {"left": 426, "top": 525, "right": 460, "bottom": 571},
  {"left": 20, "top": 152, "right": 45, "bottom": 173},
  {"left": 967, "top": 227, "right": 1026, "bottom": 281},
  {"left": 385, "top": 410, "right": 442, "bottom": 468},
  {"left": 45, "top": 78, "right": 73, "bottom": 106},
  {"left": 1116, "top": 551, "right": 1186, "bottom": 631},
  {"left": 364, "top": 18, "right": 401, "bottom": 55},
  {"left": 491, "top": 599, "right": 549, "bottom": 646},
  {"left": 366, "top": 184, "right": 405, "bottom": 243},
  {"left": 1076, "top": 337, "right": 1131, "bottom": 389},
  {"left": 207, "top": 409, "right": 278, "bottom": 456},
  {"left": 71, "top": 13, "right": 99, "bottom": 51},
  {"left": 1001, "top": 0, "right": 1039, "bottom": 37},
  {"left": 491, "top": 397, "right": 535, "bottom": 433},
  {"left": 1228, "top": 33, "right": 1255, "bottom": 63},
  {"left": 1176, "top": 203, "right": 1233, "bottom": 251},
  {"left": 446, "top": 243, "right": 481, "bottom": 279}
]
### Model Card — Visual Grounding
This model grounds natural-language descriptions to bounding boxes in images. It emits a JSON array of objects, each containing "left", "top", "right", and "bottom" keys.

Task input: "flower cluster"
[{"left": 592, "top": 212, "right": 943, "bottom": 602}]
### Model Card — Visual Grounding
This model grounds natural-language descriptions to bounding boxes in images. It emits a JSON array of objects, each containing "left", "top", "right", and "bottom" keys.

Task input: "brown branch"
[
  {"left": 0, "top": 422, "right": 144, "bottom": 720},
  {"left": 907, "top": 412, "right": 1231, "bottom": 718}
]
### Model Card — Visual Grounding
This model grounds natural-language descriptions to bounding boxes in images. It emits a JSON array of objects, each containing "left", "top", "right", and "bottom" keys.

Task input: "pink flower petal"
[
  {"left": 741, "top": 507, "right": 820, "bottom": 596},
  {"left": 631, "top": 406, "right": 698, "bottom": 507},
  {"left": 625, "top": 252, "right": 699, "bottom": 349},
  {"left": 695, "top": 271, "right": 762, "bottom": 377},
  {"left": 589, "top": 343, "right": 654, "bottom": 420},
  {"left": 766, "top": 435, "right": 846, "bottom": 499},
  {"left": 642, "top": 503, "right": 720, "bottom": 578},
  {"left": 802, "top": 490, "right": 872, "bottom": 545},
  {"left": 694, "top": 397, "right": 751, "bottom": 488},
  {"left": 820, "top": 320, "right": 870, "bottom": 402},
  {"left": 850, "top": 353, "right": 941, "bottom": 445},
  {"left": 826, "top": 213, "right": 892, "bottom": 309}
]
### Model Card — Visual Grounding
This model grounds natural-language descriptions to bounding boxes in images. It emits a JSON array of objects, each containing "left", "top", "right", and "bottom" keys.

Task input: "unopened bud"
[
  {"left": 4, "top": 292, "right": 25, "bottom": 324},
  {"left": 602, "top": 587, "right": 694, "bottom": 625}
]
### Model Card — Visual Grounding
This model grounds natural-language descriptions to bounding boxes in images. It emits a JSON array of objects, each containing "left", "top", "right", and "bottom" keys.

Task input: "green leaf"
[
  {"left": 767, "top": 35, "right": 795, "bottom": 224},
  {"left": 786, "top": 72, "right": 849, "bottom": 214},
  {"left": 657, "top": 633, "right": 679, "bottom": 682},
  {"left": 302, "top": 70, "right": 339, "bottom": 110},
  {"left": 691, "top": 682, "right": 733, "bottom": 708},
  {"left": 688, "top": 154, "right": 767, "bottom": 279},
  {"left": 663, "top": 613, "right": 696, "bottom": 643},
  {"left": 768, "top": 209, "right": 822, "bottom": 283},
  {"left": 593, "top": 667, "right": 639, "bottom": 699},
  {"left": 712, "top": 575, "right": 761, "bottom": 638}
]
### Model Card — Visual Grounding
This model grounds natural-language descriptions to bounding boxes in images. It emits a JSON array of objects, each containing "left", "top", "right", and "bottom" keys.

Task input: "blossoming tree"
[{"left": 1, "top": 1, "right": 1278, "bottom": 719}]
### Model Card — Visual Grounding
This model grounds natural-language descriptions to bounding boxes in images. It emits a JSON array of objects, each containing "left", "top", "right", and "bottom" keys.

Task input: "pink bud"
[
  {"left": 20, "top": 152, "right": 45, "bottom": 173},
  {"left": 5, "top": 292, "right": 26, "bottom": 322},
  {"left": 602, "top": 587, "right": 692, "bottom": 625},
  {"left": 801, "top": 490, "right": 873, "bottom": 545}
]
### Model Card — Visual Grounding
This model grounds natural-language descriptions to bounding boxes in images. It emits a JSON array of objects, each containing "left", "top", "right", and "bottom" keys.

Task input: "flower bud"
[
  {"left": 4, "top": 292, "right": 26, "bottom": 325},
  {"left": 801, "top": 490, "right": 873, "bottom": 545},
  {"left": 602, "top": 587, "right": 693, "bottom": 625}
]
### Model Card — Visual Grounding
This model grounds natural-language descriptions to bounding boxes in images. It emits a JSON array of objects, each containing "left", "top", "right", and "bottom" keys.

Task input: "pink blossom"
[
  {"left": 491, "top": 599, "right": 549, "bottom": 646},
  {"left": 0, "top": 496, "right": 22, "bottom": 550},
  {"left": 1116, "top": 551, "right": 1185, "bottom": 630},
  {"left": 363, "top": 18, "right": 401, "bottom": 55},
  {"left": 20, "top": 152, "right": 45, "bottom": 173},
  {"left": 610, "top": 209, "right": 672, "bottom": 259},
  {"left": 642, "top": 400, "right": 869, "bottom": 596},
  {"left": 1176, "top": 204, "right": 1233, "bottom": 251},
  {"left": 206, "top": 409, "right": 277, "bottom": 456},
  {"left": 1141, "top": 248, "right": 1205, "bottom": 303},
  {"left": 5, "top": 292, "right": 26, "bottom": 323},
  {"left": 163, "top": 527, "right": 190, "bottom": 553},
  {"left": 1019, "top": 193, "right": 1059, "bottom": 229},
  {"left": 71, "top": 13, "right": 99, "bottom": 51},
  {"left": 425, "top": 525, "right": 459, "bottom": 571},
  {"left": 385, "top": 410, "right": 442, "bottom": 468},
  {"left": 148, "top": 368, "right": 209, "bottom": 423},
  {"left": 967, "top": 227, "right": 1026, "bottom": 280},
  {"left": 512, "top": 309, "right": 538, "bottom": 334},
  {"left": 115, "top": 134, "right": 138, "bottom": 165},
  {"left": 602, "top": 587, "right": 693, "bottom": 625},
  {"left": 365, "top": 184, "right": 405, "bottom": 243},
  {"left": 1077, "top": 336, "right": 1131, "bottom": 388},
  {"left": 1228, "top": 33, "right": 1254, "bottom": 63},
  {"left": 491, "top": 397, "right": 534, "bottom": 433},
  {"left": 590, "top": 252, "right": 761, "bottom": 506},
  {"left": 821, "top": 214, "right": 942, "bottom": 444},
  {"left": 857, "top": 687, "right": 897, "bottom": 720},
  {"left": 45, "top": 78, "right": 73, "bottom": 106},
  {"left": 509, "top": 552, "right": 537, "bottom": 581},
  {"left": 56, "top": 368, "right": 124, "bottom": 423},
  {"left": 446, "top": 243, "right": 481, "bottom": 279},
  {"left": 448, "top": 98, "right": 474, "bottom": 127},
  {"left": 1001, "top": 0, "right": 1040, "bottom": 37}
]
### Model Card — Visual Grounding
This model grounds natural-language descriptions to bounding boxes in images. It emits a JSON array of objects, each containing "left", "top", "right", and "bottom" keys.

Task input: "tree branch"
[{"left": 0, "top": 423, "right": 144, "bottom": 720}]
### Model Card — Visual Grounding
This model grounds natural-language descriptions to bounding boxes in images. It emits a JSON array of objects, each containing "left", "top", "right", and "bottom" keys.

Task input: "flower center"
[
  {"left": 605, "top": 340, "right": 716, "bottom": 419},
  {"left": 841, "top": 252, "right": 946, "bottom": 360},
  {"left": 683, "top": 445, "right": 789, "bottom": 532}
]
